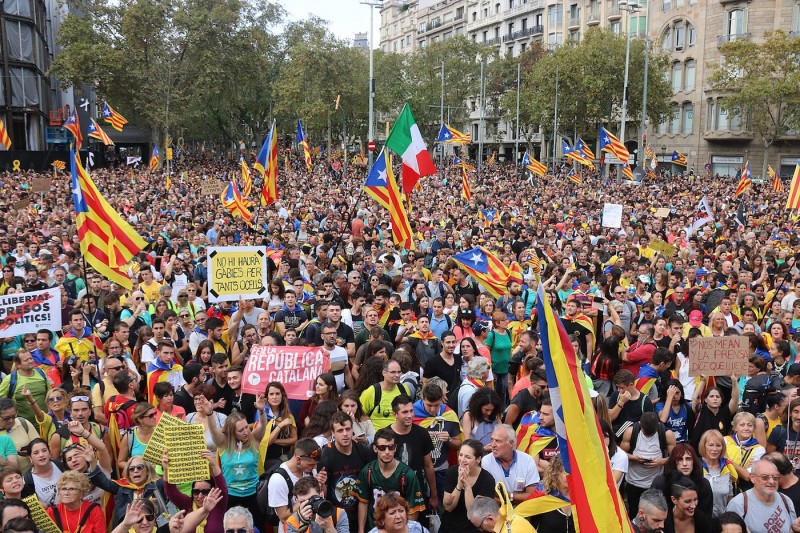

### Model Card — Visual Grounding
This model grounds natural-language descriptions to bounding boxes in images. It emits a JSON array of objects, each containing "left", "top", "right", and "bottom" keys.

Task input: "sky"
[{"left": 282, "top": 0, "right": 381, "bottom": 44}]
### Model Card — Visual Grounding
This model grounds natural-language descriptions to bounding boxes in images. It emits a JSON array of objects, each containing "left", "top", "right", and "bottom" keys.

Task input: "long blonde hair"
[{"left": 222, "top": 412, "right": 257, "bottom": 455}]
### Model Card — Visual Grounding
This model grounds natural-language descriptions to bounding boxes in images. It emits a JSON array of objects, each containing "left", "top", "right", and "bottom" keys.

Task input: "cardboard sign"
[
  {"left": 200, "top": 181, "right": 226, "bottom": 195},
  {"left": 602, "top": 203, "right": 623, "bottom": 228},
  {"left": 165, "top": 423, "right": 210, "bottom": 484},
  {"left": 243, "top": 346, "right": 330, "bottom": 399},
  {"left": 23, "top": 494, "right": 61, "bottom": 533},
  {"left": 688, "top": 336, "right": 749, "bottom": 376},
  {"left": 649, "top": 239, "right": 676, "bottom": 257},
  {"left": 14, "top": 199, "right": 29, "bottom": 210},
  {"left": 31, "top": 178, "right": 50, "bottom": 193},
  {"left": 654, "top": 207, "right": 671, "bottom": 218},
  {"left": 207, "top": 246, "right": 268, "bottom": 302},
  {"left": 141, "top": 412, "right": 184, "bottom": 464},
  {"left": 0, "top": 288, "right": 62, "bottom": 338}
]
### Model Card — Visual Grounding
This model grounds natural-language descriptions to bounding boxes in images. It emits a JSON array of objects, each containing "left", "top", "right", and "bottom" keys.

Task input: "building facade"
[{"left": 379, "top": 0, "right": 800, "bottom": 176}]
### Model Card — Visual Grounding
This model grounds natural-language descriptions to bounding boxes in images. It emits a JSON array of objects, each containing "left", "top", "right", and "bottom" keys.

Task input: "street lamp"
[
  {"left": 617, "top": 0, "right": 641, "bottom": 181},
  {"left": 361, "top": 0, "right": 384, "bottom": 167}
]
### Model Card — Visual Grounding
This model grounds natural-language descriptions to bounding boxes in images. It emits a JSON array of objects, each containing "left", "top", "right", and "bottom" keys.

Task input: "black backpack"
[
  {"left": 741, "top": 374, "right": 780, "bottom": 415},
  {"left": 368, "top": 382, "right": 408, "bottom": 416},
  {"left": 256, "top": 464, "right": 293, "bottom": 525},
  {"left": 629, "top": 421, "right": 669, "bottom": 458}
]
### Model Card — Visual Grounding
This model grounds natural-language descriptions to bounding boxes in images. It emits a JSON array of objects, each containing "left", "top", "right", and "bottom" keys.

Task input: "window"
[
  {"left": 535, "top": 13, "right": 543, "bottom": 26},
  {"left": 548, "top": 32, "right": 563, "bottom": 47},
  {"left": 393, "top": 41, "right": 397, "bottom": 51},
  {"left": 717, "top": 104, "right": 729, "bottom": 131},
  {"left": 495, "top": 3, "right": 500, "bottom": 14},
  {"left": 663, "top": 0, "right": 672, "bottom": 11},
  {"left": 548, "top": 4, "right": 563, "bottom": 27},
  {"left": 727, "top": 9, "right": 745, "bottom": 37},
  {"left": 661, "top": 29, "right": 671, "bottom": 50},
  {"left": 407, "top": 35, "right": 411, "bottom": 45},
  {"left": 674, "top": 23, "right": 684, "bottom": 49},
  {"left": 508, "top": 22, "right": 514, "bottom": 35},
  {"left": 521, "top": 42, "right": 527, "bottom": 52},
  {"left": 569, "top": 3, "right": 579, "bottom": 19},
  {"left": 611, "top": 21, "right": 621, "bottom": 34},
  {"left": 419, "top": 23, "right": 425, "bottom": 33},
  {"left": 420, "top": 40, "right": 426, "bottom": 47},
  {"left": 522, "top": 18, "right": 527, "bottom": 31},
  {"left": 569, "top": 30, "right": 580, "bottom": 41},
  {"left": 671, "top": 62, "right": 682, "bottom": 92},
  {"left": 684, "top": 60, "right": 696, "bottom": 91},
  {"left": 472, "top": 11, "right": 477, "bottom": 22},
  {"left": 670, "top": 104, "right": 680, "bottom": 134},
  {"left": 5, "top": 0, "right": 31, "bottom": 18},
  {"left": 688, "top": 24, "right": 696, "bottom": 46},
  {"left": 707, "top": 99, "right": 715, "bottom": 130},
  {"left": 495, "top": 27, "right": 500, "bottom": 38},
  {"left": 483, "top": 31, "right": 488, "bottom": 42},
  {"left": 658, "top": 116, "right": 668, "bottom": 135},
  {"left": 509, "top": 0, "right": 514, "bottom": 8},
  {"left": 400, "top": 39, "right": 404, "bottom": 49},
  {"left": 443, "top": 31, "right": 452, "bottom": 40},
  {"left": 456, "top": 27, "right": 464, "bottom": 36},
  {"left": 455, "top": 6, "right": 464, "bottom": 19},
  {"left": 682, "top": 103, "right": 693, "bottom": 134},
  {"left": 5, "top": 21, "right": 34, "bottom": 63}
]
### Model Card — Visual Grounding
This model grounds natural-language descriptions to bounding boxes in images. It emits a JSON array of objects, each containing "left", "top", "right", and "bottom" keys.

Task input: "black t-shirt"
[
  {"left": 781, "top": 480, "right": 800, "bottom": 520},
  {"left": 210, "top": 381, "right": 234, "bottom": 415},
  {"left": 318, "top": 442, "right": 375, "bottom": 533},
  {"left": 173, "top": 386, "right": 196, "bottom": 415},
  {"left": 609, "top": 391, "right": 653, "bottom": 435},
  {"left": 453, "top": 281, "right": 480, "bottom": 300},
  {"left": 393, "top": 424, "right": 434, "bottom": 490},
  {"left": 510, "top": 388, "right": 538, "bottom": 427},
  {"left": 313, "top": 322, "right": 355, "bottom": 348},
  {"left": 441, "top": 467, "right": 496, "bottom": 533},
  {"left": 423, "top": 354, "right": 463, "bottom": 394},
  {"left": 229, "top": 390, "right": 256, "bottom": 421},
  {"left": 691, "top": 404, "right": 732, "bottom": 451},
  {"left": 275, "top": 306, "right": 309, "bottom": 330},
  {"left": 530, "top": 509, "right": 576, "bottom": 533}
]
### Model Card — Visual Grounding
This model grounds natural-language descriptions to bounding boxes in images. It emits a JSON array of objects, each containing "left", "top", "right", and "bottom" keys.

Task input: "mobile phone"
[{"left": 592, "top": 296, "right": 604, "bottom": 311}]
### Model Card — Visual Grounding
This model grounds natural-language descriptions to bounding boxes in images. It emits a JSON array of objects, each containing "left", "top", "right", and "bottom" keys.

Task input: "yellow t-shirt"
[{"left": 140, "top": 280, "right": 163, "bottom": 303}]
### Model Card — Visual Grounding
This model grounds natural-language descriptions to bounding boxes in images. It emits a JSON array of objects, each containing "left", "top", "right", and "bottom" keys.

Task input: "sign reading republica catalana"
[
  {"left": 243, "top": 345, "right": 330, "bottom": 399},
  {"left": 0, "top": 288, "right": 61, "bottom": 337},
  {"left": 207, "top": 246, "right": 268, "bottom": 302}
]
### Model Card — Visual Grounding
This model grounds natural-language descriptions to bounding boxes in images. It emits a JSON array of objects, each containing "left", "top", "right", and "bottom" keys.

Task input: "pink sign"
[{"left": 242, "top": 345, "right": 330, "bottom": 399}]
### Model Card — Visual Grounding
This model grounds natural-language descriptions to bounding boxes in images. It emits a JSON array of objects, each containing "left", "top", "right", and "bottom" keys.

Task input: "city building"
[
  {"left": 353, "top": 31, "right": 370, "bottom": 51},
  {"left": 379, "top": 0, "right": 800, "bottom": 176}
]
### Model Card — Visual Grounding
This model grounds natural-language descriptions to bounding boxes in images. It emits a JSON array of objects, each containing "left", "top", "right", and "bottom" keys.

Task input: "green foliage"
[{"left": 709, "top": 30, "right": 800, "bottom": 152}]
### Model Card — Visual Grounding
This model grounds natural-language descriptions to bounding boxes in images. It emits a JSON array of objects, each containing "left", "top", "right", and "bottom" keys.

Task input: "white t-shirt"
[
  {"left": 480, "top": 450, "right": 540, "bottom": 494},
  {"left": 32, "top": 464, "right": 62, "bottom": 507},
  {"left": 324, "top": 346, "right": 349, "bottom": 392},
  {"left": 268, "top": 462, "right": 312, "bottom": 533},
  {"left": 610, "top": 447, "right": 629, "bottom": 487}
]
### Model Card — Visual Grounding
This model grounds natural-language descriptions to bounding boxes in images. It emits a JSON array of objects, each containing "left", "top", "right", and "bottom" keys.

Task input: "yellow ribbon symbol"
[{"left": 11, "top": 160, "right": 20, "bottom": 171}]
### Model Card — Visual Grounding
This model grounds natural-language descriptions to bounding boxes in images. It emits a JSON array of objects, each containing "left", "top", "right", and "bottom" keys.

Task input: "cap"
[
  {"left": 689, "top": 310, "right": 703, "bottom": 327},
  {"left": 472, "top": 321, "right": 489, "bottom": 336},
  {"left": 788, "top": 363, "right": 800, "bottom": 377},
  {"left": 578, "top": 275, "right": 592, "bottom": 285},
  {"left": 696, "top": 268, "right": 709, "bottom": 277}
]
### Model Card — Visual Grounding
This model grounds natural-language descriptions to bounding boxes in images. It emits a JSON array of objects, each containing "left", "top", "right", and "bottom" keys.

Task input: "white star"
[
  {"left": 469, "top": 252, "right": 484, "bottom": 264},
  {"left": 377, "top": 168, "right": 387, "bottom": 183},
  {"left": 72, "top": 185, "right": 82, "bottom": 200},
  {"left": 234, "top": 465, "right": 245, "bottom": 476}
]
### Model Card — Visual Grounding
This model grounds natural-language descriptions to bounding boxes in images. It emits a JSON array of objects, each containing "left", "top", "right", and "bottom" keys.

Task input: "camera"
[{"left": 306, "top": 495, "right": 333, "bottom": 518}]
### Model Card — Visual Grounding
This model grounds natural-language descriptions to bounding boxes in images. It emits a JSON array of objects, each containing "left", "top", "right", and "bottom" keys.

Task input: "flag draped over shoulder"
[
  {"left": 412, "top": 400, "right": 464, "bottom": 465},
  {"left": 451, "top": 247, "right": 523, "bottom": 298},
  {"left": 532, "top": 283, "right": 634, "bottom": 532},
  {"left": 255, "top": 120, "right": 279, "bottom": 206},
  {"left": 297, "top": 119, "right": 312, "bottom": 171},
  {"left": 385, "top": 102, "right": 437, "bottom": 192},
  {"left": 71, "top": 149, "right": 146, "bottom": 289},
  {"left": 364, "top": 148, "right": 413, "bottom": 249},
  {"left": 522, "top": 152, "right": 546, "bottom": 176},
  {"left": 437, "top": 123, "right": 471, "bottom": 144},
  {"left": 102, "top": 102, "right": 128, "bottom": 132},
  {"left": 787, "top": 161, "right": 800, "bottom": 210},
  {"left": 671, "top": 150, "right": 687, "bottom": 166},
  {"left": 87, "top": 118, "right": 114, "bottom": 146},
  {"left": 220, "top": 181, "right": 252, "bottom": 225},
  {"left": 734, "top": 162, "right": 752, "bottom": 198}
]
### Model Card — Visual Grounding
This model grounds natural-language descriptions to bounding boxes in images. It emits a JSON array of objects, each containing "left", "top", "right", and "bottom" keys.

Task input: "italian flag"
[{"left": 385, "top": 102, "right": 437, "bottom": 192}]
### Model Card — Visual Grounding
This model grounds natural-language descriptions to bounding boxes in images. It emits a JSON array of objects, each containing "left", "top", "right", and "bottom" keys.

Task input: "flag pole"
[
  {"left": 80, "top": 240, "right": 101, "bottom": 367},
  {"left": 515, "top": 61, "right": 521, "bottom": 175},
  {"left": 439, "top": 59, "right": 445, "bottom": 176},
  {"left": 552, "top": 64, "right": 559, "bottom": 173}
]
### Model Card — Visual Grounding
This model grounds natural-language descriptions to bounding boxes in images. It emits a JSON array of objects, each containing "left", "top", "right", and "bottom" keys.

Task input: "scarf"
[
  {"left": 731, "top": 433, "right": 759, "bottom": 449},
  {"left": 701, "top": 457, "right": 738, "bottom": 480},
  {"left": 113, "top": 477, "right": 150, "bottom": 492},
  {"left": 30, "top": 348, "right": 57, "bottom": 366},
  {"left": 409, "top": 330, "right": 435, "bottom": 340},
  {"left": 147, "top": 358, "right": 174, "bottom": 373},
  {"left": 466, "top": 377, "right": 485, "bottom": 389}
]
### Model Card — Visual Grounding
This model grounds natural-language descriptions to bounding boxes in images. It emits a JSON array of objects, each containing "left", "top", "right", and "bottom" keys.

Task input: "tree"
[{"left": 709, "top": 30, "right": 800, "bottom": 176}]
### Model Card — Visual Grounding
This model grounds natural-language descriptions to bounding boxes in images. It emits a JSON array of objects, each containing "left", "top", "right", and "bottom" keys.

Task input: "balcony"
[
  {"left": 425, "top": 20, "right": 442, "bottom": 32},
  {"left": 717, "top": 32, "right": 751, "bottom": 47},
  {"left": 454, "top": 11, "right": 464, "bottom": 20},
  {"left": 702, "top": 129, "right": 754, "bottom": 141},
  {"left": 567, "top": 16, "right": 581, "bottom": 29},
  {"left": 586, "top": 11, "right": 600, "bottom": 25},
  {"left": 503, "top": 0, "right": 544, "bottom": 15},
  {"left": 502, "top": 26, "right": 543, "bottom": 41},
  {"left": 530, "top": 24, "right": 544, "bottom": 36},
  {"left": 483, "top": 36, "right": 501, "bottom": 46},
  {"left": 607, "top": 6, "right": 621, "bottom": 19}
]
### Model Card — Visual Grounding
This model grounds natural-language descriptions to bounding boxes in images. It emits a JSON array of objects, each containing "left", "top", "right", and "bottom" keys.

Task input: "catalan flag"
[
  {"left": 102, "top": 102, "right": 128, "bottom": 132},
  {"left": 622, "top": 163, "right": 635, "bottom": 181},
  {"left": 522, "top": 152, "right": 546, "bottom": 176},
  {"left": 437, "top": 123, "right": 471, "bottom": 144},
  {"left": 241, "top": 160, "right": 253, "bottom": 199},
  {"left": 599, "top": 127, "right": 630, "bottom": 164},
  {"left": 297, "top": 119, "right": 312, "bottom": 171},
  {"left": 734, "top": 162, "right": 752, "bottom": 198},
  {"left": 645, "top": 145, "right": 655, "bottom": 161},
  {"left": 516, "top": 416, "right": 556, "bottom": 457},
  {"left": 455, "top": 158, "right": 472, "bottom": 200},
  {"left": 220, "top": 180, "right": 252, "bottom": 224},
  {"left": 577, "top": 138, "right": 595, "bottom": 161},
  {"left": 255, "top": 120, "right": 279, "bottom": 206},
  {"left": 451, "top": 247, "right": 523, "bottom": 298},
  {"left": 51, "top": 160, "right": 65, "bottom": 171},
  {"left": 149, "top": 145, "right": 159, "bottom": 170},
  {"left": 529, "top": 282, "right": 634, "bottom": 532},
  {"left": 87, "top": 118, "right": 114, "bottom": 146},
  {"left": 480, "top": 208, "right": 497, "bottom": 227},
  {"left": 566, "top": 168, "right": 581, "bottom": 185},
  {"left": 63, "top": 110, "right": 83, "bottom": 148},
  {"left": 634, "top": 364, "right": 659, "bottom": 395},
  {"left": 71, "top": 149, "right": 146, "bottom": 289},
  {"left": 0, "top": 118, "right": 10, "bottom": 150},
  {"left": 453, "top": 156, "right": 474, "bottom": 171},
  {"left": 364, "top": 148, "right": 413, "bottom": 249},
  {"left": 787, "top": 161, "right": 800, "bottom": 210},
  {"left": 769, "top": 165, "right": 783, "bottom": 192},
  {"left": 562, "top": 140, "right": 587, "bottom": 165},
  {"left": 672, "top": 150, "right": 687, "bottom": 166}
]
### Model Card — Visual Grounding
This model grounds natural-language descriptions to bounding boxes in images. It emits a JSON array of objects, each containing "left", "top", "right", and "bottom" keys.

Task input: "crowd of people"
[{"left": 0, "top": 151, "right": 795, "bottom": 533}]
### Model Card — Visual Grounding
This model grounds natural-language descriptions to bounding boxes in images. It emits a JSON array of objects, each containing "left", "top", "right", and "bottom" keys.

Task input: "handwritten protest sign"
[
  {"left": 0, "top": 287, "right": 62, "bottom": 337},
  {"left": 654, "top": 208, "right": 671, "bottom": 218},
  {"left": 31, "top": 178, "right": 50, "bottom": 193},
  {"left": 602, "top": 203, "right": 623, "bottom": 228},
  {"left": 165, "top": 423, "right": 210, "bottom": 484},
  {"left": 688, "top": 336, "right": 749, "bottom": 376},
  {"left": 200, "top": 181, "right": 225, "bottom": 195},
  {"left": 243, "top": 346, "right": 330, "bottom": 399},
  {"left": 207, "top": 246, "right": 268, "bottom": 302},
  {"left": 142, "top": 412, "right": 184, "bottom": 464},
  {"left": 649, "top": 239, "right": 676, "bottom": 257},
  {"left": 23, "top": 494, "right": 61, "bottom": 533}
]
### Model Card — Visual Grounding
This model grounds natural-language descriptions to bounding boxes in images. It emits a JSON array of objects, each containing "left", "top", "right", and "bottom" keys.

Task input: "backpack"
[
  {"left": 7, "top": 368, "right": 47, "bottom": 398},
  {"left": 50, "top": 502, "right": 100, "bottom": 532},
  {"left": 105, "top": 395, "right": 138, "bottom": 431},
  {"left": 629, "top": 421, "right": 669, "bottom": 458},
  {"left": 741, "top": 374, "right": 780, "bottom": 415},
  {"left": 256, "top": 465, "right": 293, "bottom": 525},
  {"left": 368, "top": 382, "right": 408, "bottom": 417}
]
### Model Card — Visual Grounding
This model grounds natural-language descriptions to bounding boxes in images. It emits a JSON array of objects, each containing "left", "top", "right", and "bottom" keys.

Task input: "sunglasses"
[
  {"left": 142, "top": 412, "right": 157, "bottom": 419},
  {"left": 71, "top": 396, "right": 90, "bottom": 403},
  {"left": 192, "top": 488, "right": 212, "bottom": 495},
  {"left": 128, "top": 464, "right": 147, "bottom": 472},
  {"left": 106, "top": 365, "right": 124, "bottom": 371},
  {"left": 23, "top": 338, "right": 35, "bottom": 343},
  {"left": 225, "top": 529, "right": 248, "bottom": 533},
  {"left": 179, "top": 314, "right": 190, "bottom": 318},
  {"left": 300, "top": 449, "right": 320, "bottom": 460},
  {"left": 134, "top": 297, "right": 144, "bottom": 301},
  {"left": 143, "top": 514, "right": 156, "bottom": 522},
  {"left": 374, "top": 444, "right": 397, "bottom": 451},
  {"left": 47, "top": 396, "right": 64, "bottom": 403}
]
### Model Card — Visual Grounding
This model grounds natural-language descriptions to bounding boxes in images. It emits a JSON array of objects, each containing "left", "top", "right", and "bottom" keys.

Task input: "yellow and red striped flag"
[
  {"left": 734, "top": 162, "right": 752, "bottom": 198},
  {"left": 522, "top": 152, "right": 546, "bottom": 176},
  {"left": 297, "top": 119, "right": 312, "bottom": 171},
  {"left": 599, "top": 127, "right": 631, "bottom": 163},
  {"left": 102, "top": 102, "right": 128, "bottom": 132},
  {"left": 786, "top": 161, "right": 800, "bottom": 210},
  {"left": 71, "top": 149, "right": 146, "bottom": 289},
  {"left": 364, "top": 149, "right": 413, "bottom": 249},
  {"left": 240, "top": 160, "right": 253, "bottom": 206},
  {"left": 622, "top": 163, "right": 635, "bottom": 181},
  {"left": 87, "top": 118, "right": 114, "bottom": 146},
  {"left": 220, "top": 180, "right": 252, "bottom": 225},
  {"left": 769, "top": 165, "right": 783, "bottom": 192},
  {"left": 451, "top": 247, "right": 523, "bottom": 298},
  {"left": 0, "top": 118, "right": 11, "bottom": 150},
  {"left": 566, "top": 168, "right": 581, "bottom": 184},
  {"left": 255, "top": 120, "right": 278, "bottom": 206}
]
